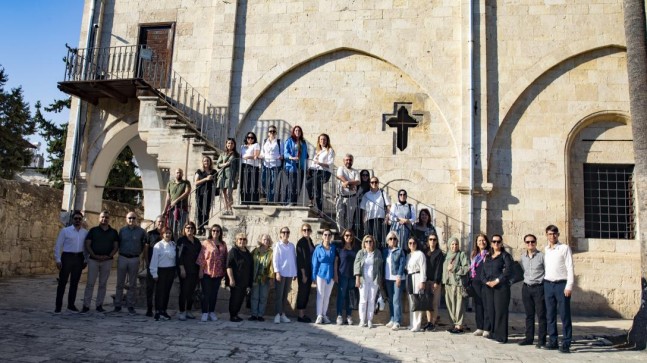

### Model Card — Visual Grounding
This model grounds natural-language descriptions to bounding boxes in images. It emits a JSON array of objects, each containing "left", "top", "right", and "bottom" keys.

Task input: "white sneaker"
[
  {"left": 178, "top": 312, "right": 187, "bottom": 321},
  {"left": 392, "top": 323, "right": 400, "bottom": 331},
  {"left": 336, "top": 315, "right": 343, "bottom": 325},
  {"left": 473, "top": 329, "right": 484, "bottom": 336},
  {"left": 209, "top": 312, "right": 218, "bottom": 321},
  {"left": 385, "top": 321, "right": 394, "bottom": 328},
  {"left": 201, "top": 313, "right": 208, "bottom": 322},
  {"left": 411, "top": 327, "right": 421, "bottom": 332},
  {"left": 367, "top": 320, "right": 373, "bottom": 329},
  {"left": 315, "top": 315, "right": 324, "bottom": 324},
  {"left": 346, "top": 316, "right": 353, "bottom": 325},
  {"left": 359, "top": 320, "right": 367, "bottom": 327},
  {"left": 274, "top": 314, "right": 281, "bottom": 324},
  {"left": 322, "top": 316, "right": 331, "bottom": 324},
  {"left": 185, "top": 311, "right": 195, "bottom": 319},
  {"left": 280, "top": 314, "right": 291, "bottom": 323},
  {"left": 483, "top": 331, "right": 491, "bottom": 338}
]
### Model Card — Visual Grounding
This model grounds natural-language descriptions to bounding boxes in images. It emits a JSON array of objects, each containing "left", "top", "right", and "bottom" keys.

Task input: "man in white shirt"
[
  {"left": 53, "top": 211, "right": 88, "bottom": 313},
  {"left": 543, "top": 225, "right": 574, "bottom": 353},
  {"left": 360, "top": 177, "right": 391, "bottom": 250},
  {"left": 335, "top": 154, "right": 360, "bottom": 232}
]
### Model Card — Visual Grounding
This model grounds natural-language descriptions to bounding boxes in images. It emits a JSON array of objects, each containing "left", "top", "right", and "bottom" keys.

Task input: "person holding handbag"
[
  {"left": 353, "top": 234, "right": 384, "bottom": 328},
  {"left": 405, "top": 237, "right": 427, "bottom": 332},
  {"left": 443, "top": 237, "right": 470, "bottom": 334}
]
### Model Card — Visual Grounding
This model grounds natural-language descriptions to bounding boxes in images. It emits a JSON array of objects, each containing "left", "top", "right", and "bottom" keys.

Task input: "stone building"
[{"left": 57, "top": 0, "right": 639, "bottom": 317}]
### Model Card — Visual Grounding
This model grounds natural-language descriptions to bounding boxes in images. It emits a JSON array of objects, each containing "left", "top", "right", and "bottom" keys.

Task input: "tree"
[
  {"left": 623, "top": 0, "right": 647, "bottom": 350},
  {"left": 33, "top": 98, "right": 70, "bottom": 189},
  {"left": 102, "top": 146, "right": 143, "bottom": 206},
  {"left": 0, "top": 66, "right": 35, "bottom": 179}
]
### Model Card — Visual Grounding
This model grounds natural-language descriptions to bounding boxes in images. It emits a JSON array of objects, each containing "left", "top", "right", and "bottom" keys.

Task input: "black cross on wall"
[{"left": 383, "top": 102, "right": 423, "bottom": 152}]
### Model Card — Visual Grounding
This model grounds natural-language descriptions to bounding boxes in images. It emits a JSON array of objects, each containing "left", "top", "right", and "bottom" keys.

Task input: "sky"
[{"left": 0, "top": 1, "right": 84, "bottom": 157}]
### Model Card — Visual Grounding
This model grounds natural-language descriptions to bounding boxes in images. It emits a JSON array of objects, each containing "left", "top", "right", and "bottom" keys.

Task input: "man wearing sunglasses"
[
  {"left": 53, "top": 211, "right": 88, "bottom": 314},
  {"left": 360, "top": 177, "right": 391, "bottom": 250},
  {"left": 519, "top": 234, "right": 547, "bottom": 349},
  {"left": 113, "top": 212, "right": 147, "bottom": 315}
]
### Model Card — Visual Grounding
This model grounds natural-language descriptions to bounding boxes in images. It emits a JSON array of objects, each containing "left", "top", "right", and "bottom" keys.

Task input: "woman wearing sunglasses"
[
  {"left": 443, "top": 237, "right": 470, "bottom": 334},
  {"left": 312, "top": 229, "right": 337, "bottom": 324},
  {"left": 240, "top": 131, "right": 261, "bottom": 205},
  {"left": 481, "top": 234, "right": 513, "bottom": 343},
  {"left": 383, "top": 231, "right": 406, "bottom": 330},
  {"left": 335, "top": 229, "right": 358, "bottom": 325},
  {"left": 196, "top": 224, "right": 228, "bottom": 322},
  {"left": 295, "top": 223, "right": 315, "bottom": 322},
  {"left": 353, "top": 234, "right": 384, "bottom": 328}
]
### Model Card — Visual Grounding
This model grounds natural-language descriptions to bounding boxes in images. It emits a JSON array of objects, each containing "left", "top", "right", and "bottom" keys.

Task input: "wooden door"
[{"left": 138, "top": 24, "right": 174, "bottom": 88}]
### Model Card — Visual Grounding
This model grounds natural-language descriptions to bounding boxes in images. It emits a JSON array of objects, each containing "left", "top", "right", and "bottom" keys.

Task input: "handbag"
[
  {"left": 510, "top": 260, "right": 524, "bottom": 284},
  {"left": 192, "top": 285, "right": 203, "bottom": 307},
  {"left": 412, "top": 291, "right": 434, "bottom": 312},
  {"left": 348, "top": 287, "right": 360, "bottom": 310}
]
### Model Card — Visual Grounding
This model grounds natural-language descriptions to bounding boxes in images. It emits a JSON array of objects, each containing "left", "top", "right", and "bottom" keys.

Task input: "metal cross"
[{"left": 384, "top": 103, "right": 422, "bottom": 151}]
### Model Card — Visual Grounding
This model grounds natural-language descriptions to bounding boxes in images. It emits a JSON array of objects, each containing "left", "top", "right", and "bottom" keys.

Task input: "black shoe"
[
  {"left": 535, "top": 342, "right": 546, "bottom": 349},
  {"left": 297, "top": 316, "right": 312, "bottom": 323},
  {"left": 54, "top": 308, "right": 61, "bottom": 314},
  {"left": 146, "top": 309, "right": 153, "bottom": 317},
  {"left": 248, "top": 316, "right": 258, "bottom": 321},
  {"left": 128, "top": 307, "right": 137, "bottom": 315},
  {"left": 160, "top": 312, "right": 171, "bottom": 320},
  {"left": 67, "top": 305, "right": 79, "bottom": 312},
  {"left": 113, "top": 306, "right": 122, "bottom": 313},
  {"left": 559, "top": 345, "right": 570, "bottom": 353},
  {"left": 544, "top": 342, "right": 558, "bottom": 350},
  {"left": 518, "top": 340, "right": 533, "bottom": 346},
  {"left": 80, "top": 306, "right": 90, "bottom": 314},
  {"left": 448, "top": 328, "right": 464, "bottom": 334},
  {"left": 96, "top": 305, "right": 105, "bottom": 313},
  {"left": 426, "top": 323, "right": 436, "bottom": 332},
  {"left": 257, "top": 316, "right": 265, "bottom": 322},
  {"left": 230, "top": 316, "right": 243, "bottom": 322},
  {"left": 154, "top": 313, "right": 160, "bottom": 321}
]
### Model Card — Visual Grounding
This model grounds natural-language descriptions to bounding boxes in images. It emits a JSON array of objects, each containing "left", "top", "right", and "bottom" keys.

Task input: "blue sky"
[{"left": 0, "top": 1, "right": 84, "bottom": 155}]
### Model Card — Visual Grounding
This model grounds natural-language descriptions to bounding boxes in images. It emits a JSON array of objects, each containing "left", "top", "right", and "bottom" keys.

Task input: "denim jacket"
[
  {"left": 382, "top": 247, "right": 406, "bottom": 279},
  {"left": 283, "top": 138, "right": 308, "bottom": 172}
]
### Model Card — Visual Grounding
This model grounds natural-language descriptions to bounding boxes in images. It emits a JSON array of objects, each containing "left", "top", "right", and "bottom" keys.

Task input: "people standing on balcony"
[
  {"left": 423, "top": 233, "right": 444, "bottom": 331},
  {"left": 306, "top": 133, "right": 335, "bottom": 213},
  {"left": 295, "top": 223, "right": 315, "bottom": 322},
  {"left": 406, "top": 237, "right": 427, "bottom": 332},
  {"left": 383, "top": 231, "right": 406, "bottom": 331},
  {"left": 226, "top": 233, "right": 254, "bottom": 322},
  {"left": 354, "top": 234, "right": 384, "bottom": 328},
  {"left": 113, "top": 212, "right": 147, "bottom": 315},
  {"left": 53, "top": 210, "right": 88, "bottom": 314},
  {"left": 335, "top": 154, "right": 360, "bottom": 233},
  {"left": 194, "top": 156, "right": 217, "bottom": 235},
  {"left": 360, "top": 177, "right": 391, "bottom": 250},
  {"left": 260, "top": 125, "right": 283, "bottom": 203},
  {"left": 216, "top": 138, "right": 239, "bottom": 215},
  {"left": 273, "top": 226, "right": 297, "bottom": 324},
  {"left": 412, "top": 208, "right": 437, "bottom": 248},
  {"left": 249, "top": 234, "right": 274, "bottom": 322},
  {"left": 335, "top": 229, "right": 358, "bottom": 326},
  {"left": 388, "top": 189, "right": 415, "bottom": 253},
  {"left": 312, "top": 229, "right": 337, "bottom": 324},
  {"left": 81, "top": 210, "right": 119, "bottom": 314},
  {"left": 283, "top": 125, "right": 308, "bottom": 206},
  {"left": 196, "top": 224, "right": 228, "bottom": 322},
  {"left": 164, "top": 169, "right": 191, "bottom": 239},
  {"left": 176, "top": 221, "right": 201, "bottom": 321},
  {"left": 144, "top": 217, "right": 163, "bottom": 317},
  {"left": 149, "top": 227, "right": 176, "bottom": 321},
  {"left": 241, "top": 131, "right": 261, "bottom": 205},
  {"left": 481, "top": 234, "right": 513, "bottom": 343},
  {"left": 470, "top": 233, "right": 491, "bottom": 338},
  {"left": 443, "top": 237, "right": 470, "bottom": 334}
]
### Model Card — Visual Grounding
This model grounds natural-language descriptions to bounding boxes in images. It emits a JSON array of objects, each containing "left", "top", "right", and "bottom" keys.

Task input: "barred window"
[{"left": 583, "top": 164, "right": 635, "bottom": 239}]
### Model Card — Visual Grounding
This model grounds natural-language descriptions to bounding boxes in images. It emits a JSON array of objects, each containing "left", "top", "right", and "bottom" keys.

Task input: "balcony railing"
[{"left": 62, "top": 45, "right": 226, "bottom": 146}]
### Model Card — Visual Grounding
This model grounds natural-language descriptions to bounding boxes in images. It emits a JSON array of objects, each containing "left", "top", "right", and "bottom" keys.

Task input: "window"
[{"left": 583, "top": 164, "right": 635, "bottom": 239}]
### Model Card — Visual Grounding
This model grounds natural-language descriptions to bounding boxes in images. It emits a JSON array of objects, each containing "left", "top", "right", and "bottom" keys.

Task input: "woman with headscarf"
[
  {"left": 389, "top": 189, "right": 416, "bottom": 253},
  {"left": 443, "top": 237, "right": 470, "bottom": 334}
]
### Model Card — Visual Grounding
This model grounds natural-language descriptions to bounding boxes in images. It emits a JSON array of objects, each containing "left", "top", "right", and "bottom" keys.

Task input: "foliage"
[
  {"left": 33, "top": 98, "right": 70, "bottom": 189},
  {"left": 102, "top": 146, "right": 143, "bottom": 206},
  {"left": 0, "top": 66, "right": 35, "bottom": 179}
]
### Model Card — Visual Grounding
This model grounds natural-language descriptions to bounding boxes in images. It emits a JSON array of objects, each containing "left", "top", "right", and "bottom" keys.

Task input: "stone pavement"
[{"left": 0, "top": 274, "right": 644, "bottom": 362}]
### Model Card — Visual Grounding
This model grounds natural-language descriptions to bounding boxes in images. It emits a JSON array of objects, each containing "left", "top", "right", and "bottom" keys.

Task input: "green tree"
[
  {"left": 102, "top": 146, "right": 143, "bottom": 206},
  {"left": 33, "top": 98, "right": 70, "bottom": 189},
  {"left": 0, "top": 66, "right": 35, "bottom": 179}
]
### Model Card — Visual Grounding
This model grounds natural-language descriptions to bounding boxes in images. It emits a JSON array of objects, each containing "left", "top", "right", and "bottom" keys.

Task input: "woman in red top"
[{"left": 196, "top": 224, "right": 228, "bottom": 322}]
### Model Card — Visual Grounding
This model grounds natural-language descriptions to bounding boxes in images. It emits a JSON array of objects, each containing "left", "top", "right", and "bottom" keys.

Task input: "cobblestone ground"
[{"left": 0, "top": 274, "right": 644, "bottom": 362}]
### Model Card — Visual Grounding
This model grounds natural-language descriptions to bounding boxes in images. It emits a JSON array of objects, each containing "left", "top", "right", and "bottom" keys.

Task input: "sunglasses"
[
  {"left": 344, "top": 234, "right": 353, "bottom": 237},
  {"left": 399, "top": 193, "right": 406, "bottom": 196},
  {"left": 408, "top": 242, "right": 416, "bottom": 245},
  {"left": 268, "top": 129, "right": 277, "bottom": 133},
  {"left": 525, "top": 240, "right": 537, "bottom": 244},
  {"left": 302, "top": 228, "right": 312, "bottom": 232},
  {"left": 388, "top": 237, "right": 398, "bottom": 241},
  {"left": 370, "top": 181, "right": 379, "bottom": 184},
  {"left": 212, "top": 229, "right": 221, "bottom": 233},
  {"left": 365, "top": 240, "right": 374, "bottom": 243},
  {"left": 73, "top": 217, "right": 83, "bottom": 221},
  {"left": 246, "top": 136, "right": 254, "bottom": 139},
  {"left": 238, "top": 238, "right": 247, "bottom": 241},
  {"left": 281, "top": 231, "right": 290, "bottom": 234},
  {"left": 127, "top": 217, "right": 136, "bottom": 220},
  {"left": 428, "top": 238, "right": 437, "bottom": 241},
  {"left": 492, "top": 240, "right": 502, "bottom": 244}
]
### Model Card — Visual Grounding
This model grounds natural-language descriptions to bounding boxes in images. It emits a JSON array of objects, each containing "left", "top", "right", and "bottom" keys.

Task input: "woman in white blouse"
[
  {"left": 240, "top": 131, "right": 261, "bottom": 205},
  {"left": 260, "top": 126, "right": 282, "bottom": 203},
  {"left": 149, "top": 227, "right": 176, "bottom": 321},
  {"left": 305, "top": 133, "right": 335, "bottom": 212},
  {"left": 406, "top": 237, "right": 427, "bottom": 332}
]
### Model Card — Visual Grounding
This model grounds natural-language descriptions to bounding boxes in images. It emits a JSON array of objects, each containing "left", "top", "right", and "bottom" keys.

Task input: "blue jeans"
[
  {"left": 385, "top": 279, "right": 404, "bottom": 324},
  {"left": 544, "top": 280, "right": 572, "bottom": 347},
  {"left": 261, "top": 166, "right": 280, "bottom": 203},
  {"left": 251, "top": 281, "right": 270, "bottom": 317},
  {"left": 336, "top": 275, "right": 354, "bottom": 317}
]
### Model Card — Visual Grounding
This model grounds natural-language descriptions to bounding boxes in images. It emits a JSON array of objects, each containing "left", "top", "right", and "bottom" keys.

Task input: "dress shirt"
[
  {"left": 360, "top": 189, "right": 390, "bottom": 219},
  {"left": 241, "top": 143, "right": 261, "bottom": 166},
  {"left": 336, "top": 166, "right": 359, "bottom": 196},
  {"left": 309, "top": 148, "right": 335, "bottom": 171},
  {"left": 261, "top": 138, "right": 282, "bottom": 168},
  {"left": 273, "top": 241, "right": 297, "bottom": 277},
  {"left": 118, "top": 225, "right": 147, "bottom": 256},
  {"left": 54, "top": 225, "right": 88, "bottom": 263},
  {"left": 544, "top": 242, "right": 574, "bottom": 291},
  {"left": 521, "top": 250, "right": 545, "bottom": 285},
  {"left": 149, "top": 240, "right": 177, "bottom": 278}
]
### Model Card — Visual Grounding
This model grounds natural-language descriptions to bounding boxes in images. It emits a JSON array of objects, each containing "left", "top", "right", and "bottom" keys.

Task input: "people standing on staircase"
[
  {"left": 360, "top": 177, "right": 391, "bottom": 250},
  {"left": 388, "top": 189, "right": 415, "bottom": 253},
  {"left": 240, "top": 131, "right": 261, "bottom": 205},
  {"left": 113, "top": 212, "right": 146, "bottom": 315},
  {"left": 216, "top": 138, "right": 239, "bottom": 215},
  {"left": 335, "top": 154, "right": 360, "bottom": 232},
  {"left": 283, "top": 125, "right": 308, "bottom": 206},
  {"left": 53, "top": 210, "right": 88, "bottom": 314},
  {"left": 194, "top": 156, "right": 217, "bottom": 235},
  {"left": 306, "top": 133, "right": 335, "bottom": 213},
  {"left": 164, "top": 168, "right": 191, "bottom": 238},
  {"left": 260, "top": 125, "right": 283, "bottom": 203}
]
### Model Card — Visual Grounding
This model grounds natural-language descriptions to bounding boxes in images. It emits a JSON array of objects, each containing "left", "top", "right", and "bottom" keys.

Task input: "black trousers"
[
  {"left": 483, "top": 284, "right": 511, "bottom": 343},
  {"left": 146, "top": 268, "right": 155, "bottom": 310},
  {"left": 472, "top": 279, "right": 490, "bottom": 331},
  {"left": 55, "top": 252, "right": 85, "bottom": 310},
  {"left": 178, "top": 273, "right": 199, "bottom": 312},
  {"left": 196, "top": 189, "right": 214, "bottom": 232},
  {"left": 285, "top": 170, "right": 305, "bottom": 204},
  {"left": 201, "top": 275, "right": 223, "bottom": 313},
  {"left": 296, "top": 277, "right": 313, "bottom": 310},
  {"left": 240, "top": 164, "right": 260, "bottom": 205},
  {"left": 305, "top": 170, "right": 331, "bottom": 211},
  {"left": 229, "top": 285, "right": 247, "bottom": 317},
  {"left": 365, "top": 218, "right": 386, "bottom": 250},
  {"left": 155, "top": 267, "right": 175, "bottom": 312},
  {"left": 522, "top": 283, "right": 547, "bottom": 344}
]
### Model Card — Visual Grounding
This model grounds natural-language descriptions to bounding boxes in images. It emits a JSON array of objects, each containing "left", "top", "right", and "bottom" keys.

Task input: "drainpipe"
[
  {"left": 467, "top": 0, "right": 475, "bottom": 250},
  {"left": 66, "top": 0, "right": 100, "bottom": 211}
]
